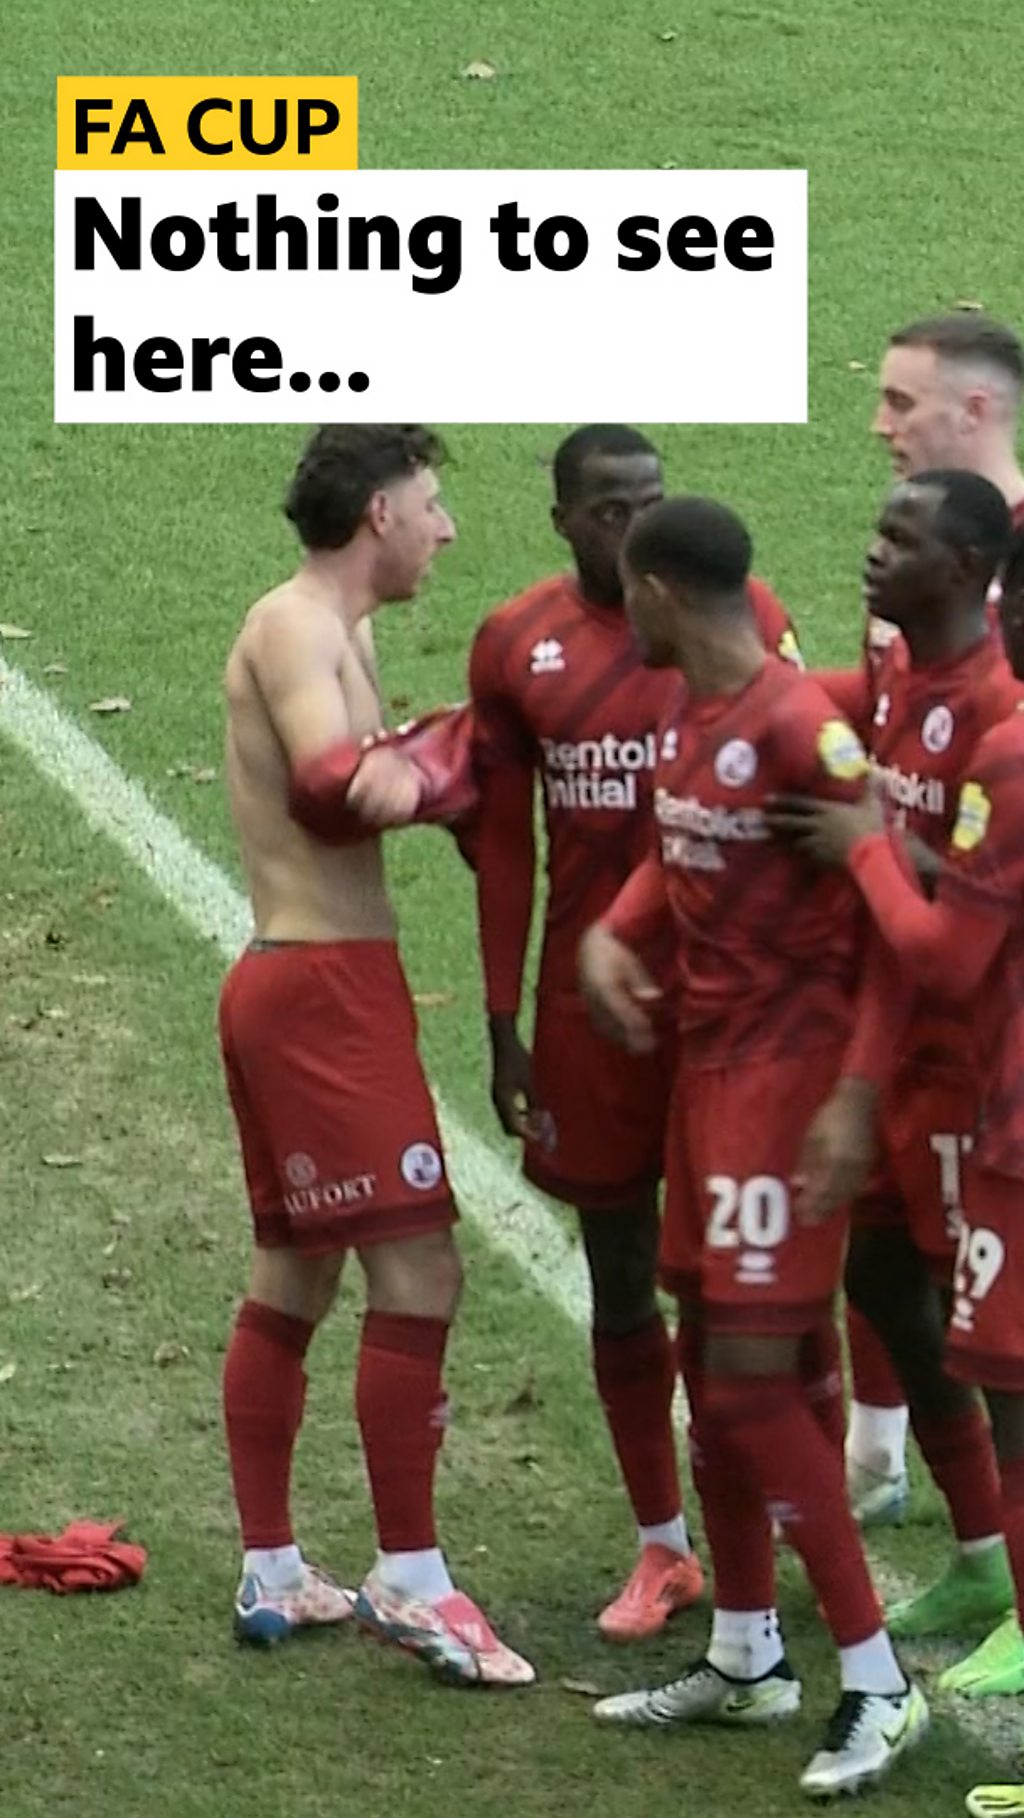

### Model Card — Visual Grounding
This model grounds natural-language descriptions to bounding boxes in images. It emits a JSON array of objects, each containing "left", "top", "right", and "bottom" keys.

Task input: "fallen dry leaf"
[
  {"left": 42, "top": 1154, "right": 83, "bottom": 1169},
  {"left": 9, "top": 1283, "right": 43, "bottom": 1305},
  {"left": 659, "top": 159, "right": 679, "bottom": 170},
  {"left": 847, "top": 360, "right": 866, "bottom": 372},
  {"left": 153, "top": 1341, "right": 190, "bottom": 1368},
  {"left": 73, "top": 973, "right": 109, "bottom": 988},
  {"left": 0, "top": 623, "right": 32, "bottom": 640},
  {"left": 44, "top": 929, "right": 65, "bottom": 949},
  {"left": 0, "top": 1363, "right": 17, "bottom": 1386},
  {"left": 462, "top": 58, "right": 497, "bottom": 79},
  {"left": 413, "top": 991, "right": 455, "bottom": 1009},
  {"left": 88, "top": 696, "right": 132, "bottom": 715},
  {"left": 389, "top": 695, "right": 411, "bottom": 714},
  {"left": 41, "top": 1006, "right": 68, "bottom": 1021},
  {"left": 560, "top": 1678, "right": 603, "bottom": 1698},
  {"left": 955, "top": 298, "right": 984, "bottom": 311},
  {"left": 657, "top": 28, "right": 679, "bottom": 41},
  {"left": 43, "top": 662, "right": 68, "bottom": 676},
  {"left": 167, "top": 763, "right": 217, "bottom": 784}
]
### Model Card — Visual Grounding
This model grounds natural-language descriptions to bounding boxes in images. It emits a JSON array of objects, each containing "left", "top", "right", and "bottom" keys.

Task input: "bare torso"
[{"left": 224, "top": 577, "right": 397, "bottom": 942}]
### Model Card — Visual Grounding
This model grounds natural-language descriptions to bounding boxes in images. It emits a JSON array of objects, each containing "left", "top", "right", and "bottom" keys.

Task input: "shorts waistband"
[{"left": 246, "top": 937, "right": 398, "bottom": 954}]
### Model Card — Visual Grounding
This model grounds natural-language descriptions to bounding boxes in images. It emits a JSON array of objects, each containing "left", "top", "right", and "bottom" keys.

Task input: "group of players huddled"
[{"left": 218, "top": 312, "right": 1024, "bottom": 1813}]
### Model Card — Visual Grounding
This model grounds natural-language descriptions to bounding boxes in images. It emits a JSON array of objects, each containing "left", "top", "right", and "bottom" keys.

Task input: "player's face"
[
  {"left": 554, "top": 452, "right": 663, "bottom": 606},
  {"left": 873, "top": 346, "right": 974, "bottom": 479},
  {"left": 621, "top": 560, "right": 676, "bottom": 666},
  {"left": 863, "top": 483, "right": 958, "bottom": 626},
  {"left": 375, "top": 467, "right": 455, "bottom": 600}
]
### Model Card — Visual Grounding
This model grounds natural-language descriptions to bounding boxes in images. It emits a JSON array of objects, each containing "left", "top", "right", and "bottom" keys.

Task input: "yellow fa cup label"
[
  {"left": 818, "top": 719, "right": 869, "bottom": 781},
  {"left": 951, "top": 781, "right": 992, "bottom": 853}
]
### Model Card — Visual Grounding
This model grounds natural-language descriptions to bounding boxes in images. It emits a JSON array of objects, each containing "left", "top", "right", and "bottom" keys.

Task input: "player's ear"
[
  {"left": 551, "top": 501, "right": 568, "bottom": 543},
  {"left": 366, "top": 489, "right": 391, "bottom": 537},
  {"left": 962, "top": 385, "right": 989, "bottom": 431}
]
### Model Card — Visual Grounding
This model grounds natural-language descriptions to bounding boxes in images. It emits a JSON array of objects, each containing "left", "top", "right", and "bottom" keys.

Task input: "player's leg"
[
  {"left": 525, "top": 989, "right": 698, "bottom": 1637},
  {"left": 940, "top": 1169, "right": 1024, "bottom": 1704},
  {"left": 219, "top": 953, "right": 354, "bottom": 1645},
  {"left": 581, "top": 1196, "right": 702, "bottom": 1640},
  {"left": 225, "top": 1244, "right": 355, "bottom": 1642},
  {"left": 595, "top": 1060, "right": 803, "bottom": 1741},
  {"left": 845, "top": 1302, "right": 911, "bottom": 1526},
  {"left": 846, "top": 1229, "right": 1009, "bottom": 1640},
  {"left": 597, "top": 1050, "right": 929, "bottom": 1796},
  {"left": 352, "top": 1224, "right": 534, "bottom": 1686}
]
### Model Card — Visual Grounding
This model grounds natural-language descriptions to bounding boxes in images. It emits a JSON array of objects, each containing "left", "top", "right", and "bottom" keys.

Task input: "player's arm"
[
  {"left": 469, "top": 622, "right": 540, "bottom": 1137},
  {"left": 815, "top": 666, "right": 873, "bottom": 731},
  {"left": 769, "top": 706, "right": 904, "bottom": 1220},
  {"left": 847, "top": 743, "right": 1024, "bottom": 1000},
  {"left": 248, "top": 607, "right": 419, "bottom": 840},
  {"left": 748, "top": 576, "right": 805, "bottom": 669},
  {"left": 578, "top": 852, "right": 669, "bottom": 1055}
]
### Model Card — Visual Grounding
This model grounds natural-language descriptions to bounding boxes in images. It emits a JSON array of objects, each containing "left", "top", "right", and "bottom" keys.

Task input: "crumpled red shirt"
[{"left": 0, "top": 1519, "right": 146, "bottom": 1593}]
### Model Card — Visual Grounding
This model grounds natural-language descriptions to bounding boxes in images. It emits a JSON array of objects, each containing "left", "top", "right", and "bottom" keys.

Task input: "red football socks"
[
  {"left": 998, "top": 1455, "right": 1024, "bottom": 1627},
  {"left": 222, "top": 1299, "right": 314, "bottom": 1550},
  {"left": 703, "top": 1371, "right": 883, "bottom": 1645},
  {"left": 913, "top": 1406, "right": 1003, "bottom": 1543},
  {"left": 847, "top": 1304, "right": 907, "bottom": 1409},
  {"left": 800, "top": 1320, "right": 846, "bottom": 1458},
  {"left": 592, "top": 1315, "right": 682, "bottom": 1528},
  {"left": 356, "top": 1310, "right": 450, "bottom": 1553}
]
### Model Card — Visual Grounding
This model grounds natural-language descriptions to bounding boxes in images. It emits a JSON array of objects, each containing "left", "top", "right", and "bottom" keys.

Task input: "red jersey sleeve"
[
  {"left": 748, "top": 577, "right": 804, "bottom": 670},
  {"left": 468, "top": 618, "right": 538, "bottom": 1018},
  {"left": 816, "top": 667, "right": 873, "bottom": 735},
  {"left": 773, "top": 686, "right": 872, "bottom": 806},
  {"left": 847, "top": 720, "right": 1024, "bottom": 1000},
  {"left": 600, "top": 850, "right": 672, "bottom": 953}
]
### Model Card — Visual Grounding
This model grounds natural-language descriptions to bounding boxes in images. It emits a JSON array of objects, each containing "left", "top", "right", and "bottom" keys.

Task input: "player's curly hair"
[{"left": 285, "top": 424, "right": 446, "bottom": 550}]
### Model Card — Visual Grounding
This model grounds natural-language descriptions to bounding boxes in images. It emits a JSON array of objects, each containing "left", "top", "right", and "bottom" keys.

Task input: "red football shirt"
[
  {"left": 605, "top": 657, "right": 872, "bottom": 1067},
  {"left": 850, "top": 707, "right": 1024, "bottom": 1179},
  {"left": 469, "top": 573, "right": 800, "bottom": 1013},
  {"left": 870, "top": 627, "right": 1022, "bottom": 1071}
]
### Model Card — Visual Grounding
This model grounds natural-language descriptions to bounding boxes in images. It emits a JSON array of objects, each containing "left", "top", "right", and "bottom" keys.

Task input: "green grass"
[{"left": 3, "top": 1, "right": 1024, "bottom": 1812}]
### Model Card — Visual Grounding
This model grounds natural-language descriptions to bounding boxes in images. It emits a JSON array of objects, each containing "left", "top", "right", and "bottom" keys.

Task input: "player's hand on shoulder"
[
  {"left": 578, "top": 924, "right": 661, "bottom": 1056},
  {"left": 764, "top": 783, "right": 885, "bottom": 867},
  {"left": 346, "top": 744, "right": 424, "bottom": 828},
  {"left": 793, "top": 1078, "right": 878, "bottom": 1225}
]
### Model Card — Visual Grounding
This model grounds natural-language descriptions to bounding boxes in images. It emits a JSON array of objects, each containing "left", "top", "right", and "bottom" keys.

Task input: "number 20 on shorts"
[{"left": 706, "top": 1175, "right": 790, "bottom": 1250}]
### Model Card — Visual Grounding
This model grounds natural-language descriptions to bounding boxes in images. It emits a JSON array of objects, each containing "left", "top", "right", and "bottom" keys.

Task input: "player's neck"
[
  {"left": 676, "top": 628, "right": 766, "bottom": 698},
  {"left": 973, "top": 442, "right": 1024, "bottom": 512},
  {"left": 298, "top": 549, "right": 380, "bottom": 629},
  {"left": 904, "top": 602, "right": 988, "bottom": 668}
]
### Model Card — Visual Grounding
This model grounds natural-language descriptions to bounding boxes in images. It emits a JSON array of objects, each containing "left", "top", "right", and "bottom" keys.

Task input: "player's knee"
[
  {"left": 580, "top": 1202, "right": 660, "bottom": 1333},
  {"left": 248, "top": 1246, "right": 344, "bottom": 1325},
  {"left": 361, "top": 1228, "right": 464, "bottom": 1321}
]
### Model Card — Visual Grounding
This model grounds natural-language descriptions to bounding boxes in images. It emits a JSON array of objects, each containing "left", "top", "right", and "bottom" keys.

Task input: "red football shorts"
[
  {"left": 853, "top": 1068, "right": 973, "bottom": 1275},
  {"left": 219, "top": 940, "right": 456, "bottom": 1254},
  {"left": 661, "top": 1047, "right": 849, "bottom": 1334},
  {"left": 523, "top": 989, "right": 673, "bottom": 1210},
  {"left": 946, "top": 1160, "right": 1024, "bottom": 1392}
]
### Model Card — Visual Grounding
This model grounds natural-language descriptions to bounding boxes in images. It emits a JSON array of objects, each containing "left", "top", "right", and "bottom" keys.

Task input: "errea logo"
[{"left": 530, "top": 638, "right": 565, "bottom": 675}]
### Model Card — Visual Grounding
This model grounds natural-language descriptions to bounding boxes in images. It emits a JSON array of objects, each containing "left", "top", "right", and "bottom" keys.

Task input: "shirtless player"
[{"left": 218, "top": 423, "right": 534, "bottom": 1688}]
